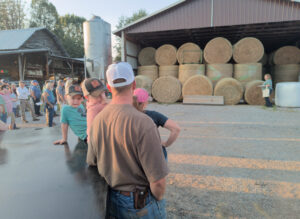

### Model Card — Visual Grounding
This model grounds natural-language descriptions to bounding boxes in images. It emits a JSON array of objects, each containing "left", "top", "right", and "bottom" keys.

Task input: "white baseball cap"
[{"left": 106, "top": 62, "right": 134, "bottom": 88}]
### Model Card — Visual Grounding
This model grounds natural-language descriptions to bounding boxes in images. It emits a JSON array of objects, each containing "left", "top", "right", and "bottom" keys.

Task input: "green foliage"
[
  {"left": 58, "top": 14, "right": 86, "bottom": 58},
  {"left": 0, "top": 0, "right": 26, "bottom": 30},
  {"left": 114, "top": 9, "right": 147, "bottom": 62}
]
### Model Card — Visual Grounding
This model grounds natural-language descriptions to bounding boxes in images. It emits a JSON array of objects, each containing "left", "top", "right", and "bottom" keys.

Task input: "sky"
[{"left": 25, "top": 0, "right": 178, "bottom": 31}]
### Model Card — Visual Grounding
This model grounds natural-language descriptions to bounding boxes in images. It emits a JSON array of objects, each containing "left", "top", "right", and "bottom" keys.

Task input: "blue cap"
[{"left": 32, "top": 80, "right": 38, "bottom": 83}]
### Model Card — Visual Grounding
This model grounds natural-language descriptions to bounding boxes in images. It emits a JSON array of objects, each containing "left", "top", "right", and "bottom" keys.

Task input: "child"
[
  {"left": 53, "top": 85, "right": 87, "bottom": 145},
  {"left": 133, "top": 88, "right": 181, "bottom": 160},
  {"left": 81, "top": 78, "right": 107, "bottom": 140},
  {"left": 0, "top": 85, "right": 17, "bottom": 129},
  {"left": 263, "top": 74, "right": 273, "bottom": 107}
]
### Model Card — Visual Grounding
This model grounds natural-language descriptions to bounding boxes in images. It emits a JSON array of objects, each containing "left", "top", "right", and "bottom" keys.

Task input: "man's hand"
[{"left": 53, "top": 139, "right": 68, "bottom": 145}]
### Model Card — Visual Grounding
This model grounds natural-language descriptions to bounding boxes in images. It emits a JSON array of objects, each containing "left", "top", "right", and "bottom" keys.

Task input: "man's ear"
[{"left": 106, "top": 83, "right": 112, "bottom": 92}]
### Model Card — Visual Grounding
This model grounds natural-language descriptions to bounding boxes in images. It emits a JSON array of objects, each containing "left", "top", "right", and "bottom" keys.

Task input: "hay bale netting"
[
  {"left": 214, "top": 78, "right": 244, "bottom": 105},
  {"left": 233, "top": 37, "right": 264, "bottom": 63},
  {"left": 155, "top": 44, "right": 177, "bottom": 66},
  {"left": 159, "top": 65, "right": 179, "bottom": 78},
  {"left": 135, "top": 75, "right": 153, "bottom": 96},
  {"left": 272, "top": 46, "right": 300, "bottom": 65},
  {"left": 137, "top": 65, "right": 158, "bottom": 82},
  {"left": 152, "top": 76, "right": 181, "bottom": 103},
  {"left": 178, "top": 64, "right": 205, "bottom": 85},
  {"left": 182, "top": 75, "right": 213, "bottom": 97},
  {"left": 274, "top": 64, "right": 300, "bottom": 84},
  {"left": 138, "top": 47, "right": 156, "bottom": 65},
  {"left": 234, "top": 63, "right": 262, "bottom": 86},
  {"left": 204, "top": 37, "right": 233, "bottom": 64},
  {"left": 177, "top": 42, "right": 202, "bottom": 64},
  {"left": 206, "top": 64, "right": 233, "bottom": 86},
  {"left": 244, "top": 80, "right": 265, "bottom": 105}
]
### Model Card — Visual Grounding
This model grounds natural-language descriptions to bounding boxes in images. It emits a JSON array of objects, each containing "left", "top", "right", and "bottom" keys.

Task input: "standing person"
[
  {"left": 56, "top": 80, "right": 66, "bottom": 111},
  {"left": 0, "top": 92, "right": 7, "bottom": 123},
  {"left": 16, "top": 81, "right": 39, "bottom": 123},
  {"left": 262, "top": 74, "right": 273, "bottom": 107},
  {"left": 9, "top": 84, "right": 18, "bottom": 118},
  {"left": 43, "top": 82, "right": 56, "bottom": 127},
  {"left": 0, "top": 85, "right": 18, "bottom": 129},
  {"left": 133, "top": 88, "right": 180, "bottom": 160},
  {"left": 10, "top": 83, "right": 20, "bottom": 117},
  {"left": 53, "top": 85, "right": 87, "bottom": 145},
  {"left": 87, "top": 62, "right": 168, "bottom": 218},
  {"left": 81, "top": 78, "right": 107, "bottom": 141},
  {"left": 30, "top": 80, "right": 42, "bottom": 116}
]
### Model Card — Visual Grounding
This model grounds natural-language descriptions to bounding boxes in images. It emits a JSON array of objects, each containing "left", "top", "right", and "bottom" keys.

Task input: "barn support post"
[
  {"left": 121, "top": 31, "right": 127, "bottom": 62},
  {"left": 45, "top": 53, "right": 49, "bottom": 80},
  {"left": 18, "top": 54, "right": 23, "bottom": 81}
]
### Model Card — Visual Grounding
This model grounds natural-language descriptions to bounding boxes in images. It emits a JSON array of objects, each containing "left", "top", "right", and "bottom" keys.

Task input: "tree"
[
  {"left": 29, "top": 0, "right": 59, "bottom": 33},
  {"left": 0, "top": 0, "right": 26, "bottom": 30},
  {"left": 114, "top": 9, "right": 147, "bottom": 62},
  {"left": 58, "top": 14, "right": 86, "bottom": 58}
]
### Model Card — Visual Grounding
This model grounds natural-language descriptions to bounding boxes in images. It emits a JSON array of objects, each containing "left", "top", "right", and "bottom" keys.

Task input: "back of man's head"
[{"left": 106, "top": 62, "right": 135, "bottom": 94}]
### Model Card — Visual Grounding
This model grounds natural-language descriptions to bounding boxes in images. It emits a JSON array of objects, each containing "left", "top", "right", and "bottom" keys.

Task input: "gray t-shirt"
[{"left": 87, "top": 104, "right": 169, "bottom": 192}]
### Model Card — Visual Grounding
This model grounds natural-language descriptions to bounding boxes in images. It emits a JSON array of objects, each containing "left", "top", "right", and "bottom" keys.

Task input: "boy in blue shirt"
[{"left": 53, "top": 85, "right": 87, "bottom": 145}]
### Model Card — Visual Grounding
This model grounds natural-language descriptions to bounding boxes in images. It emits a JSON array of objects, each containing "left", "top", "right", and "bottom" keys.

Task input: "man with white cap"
[{"left": 87, "top": 62, "right": 168, "bottom": 218}]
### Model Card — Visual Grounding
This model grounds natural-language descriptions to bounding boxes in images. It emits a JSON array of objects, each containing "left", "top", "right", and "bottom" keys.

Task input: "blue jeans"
[
  {"left": 162, "top": 147, "right": 168, "bottom": 161},
  {"left": 46, "top": 104, "right": 54, "bottom": 127},
  {"left": 108, "top": 189, "right": 166, "bottom": 218},
  {"left": 12, "top": 108, "right": 17, "bottom": 117},
  {"left": 0, "top": 113, "right": 7, "bottom": 123}
]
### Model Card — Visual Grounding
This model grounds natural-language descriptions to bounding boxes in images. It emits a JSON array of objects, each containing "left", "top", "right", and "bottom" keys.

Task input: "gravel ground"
[{"left": 8, "top": 104, "right": 300, "bottom": 218}]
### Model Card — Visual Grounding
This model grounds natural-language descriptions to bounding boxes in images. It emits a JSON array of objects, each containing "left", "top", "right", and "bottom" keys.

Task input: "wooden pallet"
[{"left": 183, "top": 95, "right": 224, "bottom": 105}]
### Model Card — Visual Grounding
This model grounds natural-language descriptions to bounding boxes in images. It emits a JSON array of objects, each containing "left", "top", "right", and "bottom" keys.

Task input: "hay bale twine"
[
  {"left": 155, "top": 44, "right": 177, "bottom": 66},
  {"left": 204, "top": 37, "right": 232, "bottom": 64},
  {"left": 206, "top": 64, "right": 233, "bottom": 86},
  {"left": 233, "top": 37, "right": 264, "bottom": 63},
  {"left": 182, "top": 75, "right": 213, "bottom": 96},
  {"left": 152, "top": 76, "right": 181, "bottom": 103},
  {"left": 159, "top": 65, "right": 179, "bottom": 78},
  {"left": 274, "top": 64, "right": 300, "bottom": 84},
  {"left": 244, "top": 80, "right": 265, "bottom": 105},
  {"left": 177, "top": 42, "right": 202, "bottom": 64},
  {"left": 178, "top": 64, "right": 205, "bottom": 85},
  {"left": 214, "top": 78, "right": 244, "bottom": 105},
  {"left": 138, "top": 47, "right": 156, "bottom": 65},
  {"left": 234, "top": 63, "right": 262, "bottom": 86},
  {"left": 272, "top": 46, "right": 300, "bottom": 65},
  {"left": 137, "top": 65, "right": 158, "bottom": 82},
  {"left": 135, "top": 75, "right": 153, "bottom": 96}
]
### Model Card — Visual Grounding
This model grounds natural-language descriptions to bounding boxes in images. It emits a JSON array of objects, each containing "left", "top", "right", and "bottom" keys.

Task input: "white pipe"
[{"left": 211, "top": 0, "right": 214, "bottom": 27}]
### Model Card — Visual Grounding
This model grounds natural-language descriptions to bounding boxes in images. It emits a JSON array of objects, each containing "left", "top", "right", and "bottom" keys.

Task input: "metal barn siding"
[{"left": 213, "top": 0, "right": 300, "bottom": 27}]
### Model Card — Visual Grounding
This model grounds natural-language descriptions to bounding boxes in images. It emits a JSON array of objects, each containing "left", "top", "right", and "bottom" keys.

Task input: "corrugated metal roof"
[{"left": 0, "top": 27, "right": 44, "bottom": 51}]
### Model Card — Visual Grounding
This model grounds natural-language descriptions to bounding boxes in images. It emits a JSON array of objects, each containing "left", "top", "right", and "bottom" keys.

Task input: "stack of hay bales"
[{"left": 269, "top": 46, "right": 300, "bottom": 84}]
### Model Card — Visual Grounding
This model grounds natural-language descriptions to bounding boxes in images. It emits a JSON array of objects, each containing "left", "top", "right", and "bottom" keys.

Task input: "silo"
[{"left": 83, "top": 16, "right": 112, "bottom": 80}]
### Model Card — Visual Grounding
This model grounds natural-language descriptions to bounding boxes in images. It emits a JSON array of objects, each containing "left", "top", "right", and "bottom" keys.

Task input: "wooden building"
[{"left": 0, "top": 27, "right": 84, "bottom": 82}]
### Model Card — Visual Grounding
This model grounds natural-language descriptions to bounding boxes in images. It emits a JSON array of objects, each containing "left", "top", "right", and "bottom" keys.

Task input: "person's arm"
[
  {"left": 150, "top": 177, "right": 166, "bottom": 201},
  {"left": 43, "top": 92, "right": 53, "bottom": 108},
  {"left": 31, "top": 89, "right": 36, "bottom": 100},
  {"left": 162, "top": 119, "right": 181, "bottom": 147},
  {"left": 53, "top": 123, "right": 68, "bottom": 145}
]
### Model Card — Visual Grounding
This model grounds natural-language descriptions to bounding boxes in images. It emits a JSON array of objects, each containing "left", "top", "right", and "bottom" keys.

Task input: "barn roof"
[{"left": 0, "top": 27, "right": 69, "bottom": 57}]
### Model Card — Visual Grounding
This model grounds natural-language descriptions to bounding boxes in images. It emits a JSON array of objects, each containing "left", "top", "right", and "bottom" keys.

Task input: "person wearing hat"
[
  {"left": 56, "top": 80, "right": 66, "bottom": 111},
  {"left": 43, "top": 81, "right": 56, "bottom": 127},
  {"left": 87, "top": 62, "right": 168, "bottom": 218},
  {"left": 16, "top": 81, "right": 39, "bottom": 123},
  {"left": 81, "top": 78, "right": 107, "bottom": 141},
  {"left": 133, "top": 88, "right": 180, "bottom": 161},
  {"left": 53, "top": 85, "right": 87, "bottom": 145},
  {"left": 30, "top": 80, "right": 42, "bottom": 116}
]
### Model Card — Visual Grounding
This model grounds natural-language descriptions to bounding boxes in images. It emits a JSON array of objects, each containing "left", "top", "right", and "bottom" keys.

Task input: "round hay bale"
[
  {"left": 204, "top": 37, "right": 232, "bottom": 64},
  {"left": 244, "top": 80, "right": 265, "bottom": 105},
  {"left": 178, "top": 64, "right": 205, "bottom": 85},
  {"left": 137, "top": 65, "right": 158, "bottom": 82},
  {"left": 234, "top": 63, "right": 262, "bottom": 87},
  {"left": 206, "top": 64, "right": 233, "bottom": 86},
  {"left": 272, "top": 46, "right": 300, "bottom": 65},
  {"left": 138, "top": 47, "right": 156, "bottom": 65},
  {"left": 177, "top": 42, "right": 202, "bottom": 64},
  {"left": 159, "top": 65, "right": 179, "bottom": 78},
  {"left": 182, "top": 75, "right": 213, "bottom": 96},
  {"left": 233, "top": 37, "right": 264, "bottom": 63},
  {"left": 274, "top": 64, "right": 300, "bottom": 84},
  {"left": 152, "top": 76, "right": 181, "bottom": 103},
  {"left": 135, "top": 75, "right": 153, "bottom": 96},
  {"left": 155, "top": 44, "right": 177, "bottom": 66},
  {"left": 214, "top": 78, "right": 244, "bottom": 105}
]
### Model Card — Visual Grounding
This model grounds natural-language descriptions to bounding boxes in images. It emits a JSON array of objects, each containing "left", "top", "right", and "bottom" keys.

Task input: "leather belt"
[{"left": 120, "top": 191, "right": 131, "bottom": 197}]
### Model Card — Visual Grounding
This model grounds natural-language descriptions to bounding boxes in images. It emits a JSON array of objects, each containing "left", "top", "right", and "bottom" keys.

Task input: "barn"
[{"left": 0, "top": 27, "right": 84, "bottom": 82}]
